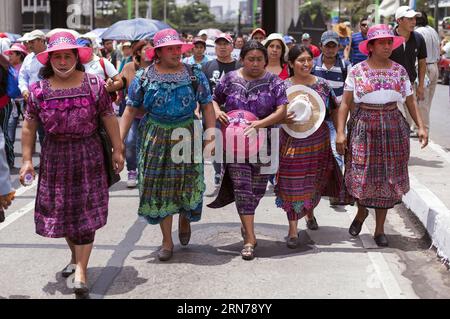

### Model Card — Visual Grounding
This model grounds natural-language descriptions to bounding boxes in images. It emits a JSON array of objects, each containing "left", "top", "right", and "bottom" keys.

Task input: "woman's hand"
[
  {"left": 336, "top": 132, "right": 347, "bottom": 155},
  {"left": 0, "top": 191, "right": 15, "bottom": 210},
  {"left": 112, "top": 149, "right": 125, "bottom": 174},
  {"left": 216, "top": 110, "right": 229, "bottom": 126},
  {"left": 244, "top": 120, "right": 263, "bottom": 137},
  {"left": 418, "top": 127, "right": 428, "bottom": 149},
  {"left": 19, "top": 161, "right": 35, "bottom": 186},
  {"left": 283, "top": 111, "right": 296, "bottom": 124}
]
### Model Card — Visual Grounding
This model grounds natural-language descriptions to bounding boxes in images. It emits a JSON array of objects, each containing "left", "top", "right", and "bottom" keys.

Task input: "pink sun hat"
[
  {"left": 36, "top": 31, "right": 92, "bottom": 65},
  {"left": 4, "top": 43, "right": 29, "bottom": 56},
  {"left": 221, "top": 110, "right": 267, "bottom": 159},
  {"left": 359, "top": 24, "right": 404, "bottom": 56},
  {"left": 145, "top": 28, "right": 194, "bottom": 61}
]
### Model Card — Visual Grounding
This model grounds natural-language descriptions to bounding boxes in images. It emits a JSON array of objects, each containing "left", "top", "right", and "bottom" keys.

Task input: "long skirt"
[
  {"left": 275, "top": 123, "right": 352, "bottom": 219},
  {"left": 137, "top": 116, "right": 205, "bottom": 225},
  {"left": 35, "top": 133, "right": 109, "bottom": 239},
  {"left": 345, "top": 107, "right": 410, "bottom": 209}
]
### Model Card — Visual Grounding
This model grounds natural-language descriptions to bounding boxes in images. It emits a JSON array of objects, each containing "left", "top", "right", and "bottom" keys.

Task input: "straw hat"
[
  {"left": 333, "top": 23, "right": 352, "bottom": 38},
  {"left": 281, "top": 85, "right": 326, "bottom": 139}
]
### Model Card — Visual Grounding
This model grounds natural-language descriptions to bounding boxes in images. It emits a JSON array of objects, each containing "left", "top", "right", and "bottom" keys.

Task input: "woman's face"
[
  {"left": 140, "top": 43, "right": 153, "bottom": 62},
  {"left": 50, "top": 50, "right": 77, "bottom": 78},
  {"left": 193, "top": 43, "right": 206, "bottom": 57},
  {"left": 291, "top": 51, "right": 314, "bottom": 76},
  {"left": 7, "top": 52, "right": 21, "bottom": 65},
  {"left": 368, "top": 38, "right": 394, "bottom": 59},
  {"left": 158, "top": 45, "right": 182, "bottom": 68},
  {"left": 267, "top": 40, "right": 283, "bottom": 61},
  {"left": 241, "top": 49, "right": 266, "bottom": 78}
]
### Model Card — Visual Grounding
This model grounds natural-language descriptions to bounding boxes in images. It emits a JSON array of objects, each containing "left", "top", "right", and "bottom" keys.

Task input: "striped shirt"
[
  {"left": 350, "top": 32, "right": 368, "bottom": 65},
  {"left": 313, "top": 54, "right": 350, "bottom": 103}
]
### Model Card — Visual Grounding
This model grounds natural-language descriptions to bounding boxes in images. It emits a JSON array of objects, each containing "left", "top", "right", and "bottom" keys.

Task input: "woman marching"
[
  {"left": 336, "top": 24, "right": 428, "bottom": 247},
  {"left": 208, "top": 40, "right": 288, "bottom": 260},
  {"left": 19, "top": 32, "right": 124, "bottom": 298},
  {"left": 275, "top": 45, "right": 352, "bottom": 248},
  {"left": 120, "top": 29, "right": 216, "bottom": 261},
  {"left": 263, "top": 33, "right": 289, "bottom": 80}
]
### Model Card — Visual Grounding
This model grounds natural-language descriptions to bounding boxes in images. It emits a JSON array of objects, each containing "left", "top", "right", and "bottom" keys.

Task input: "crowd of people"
[{"left": 0, "top": 5, "right": 440, "bottom": 298}]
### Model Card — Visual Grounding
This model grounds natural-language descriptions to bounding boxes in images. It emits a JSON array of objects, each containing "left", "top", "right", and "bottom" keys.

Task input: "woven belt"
[{"left": 357, "top": 102, "right": 398, "bottom": 111}]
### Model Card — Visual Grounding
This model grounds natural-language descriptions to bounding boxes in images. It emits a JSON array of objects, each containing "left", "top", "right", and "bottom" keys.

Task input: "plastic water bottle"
[{"left": 24, "top": 173, "right": 34, "bottom": 186}]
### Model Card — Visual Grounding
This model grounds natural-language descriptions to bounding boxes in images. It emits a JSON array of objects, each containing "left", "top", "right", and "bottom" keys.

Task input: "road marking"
[
  {"left": 428, "top": 139, "right": 450, "bottom": 165},
  {"left": 367, "top": 252, "right": 406, "bottom": 299},
  {"left": 347, "top": 207, "right": 405, "bottom": 298},
  {"left": 13, "top": 176, "right": 38, "bottom": 197},
  {"left": 0, "top": 201, "right": 35, "bottom": 232}
]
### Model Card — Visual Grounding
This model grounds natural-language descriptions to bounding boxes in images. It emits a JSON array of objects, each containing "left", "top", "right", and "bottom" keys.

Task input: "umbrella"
[
  {"left": 5, "top": 33, "right": 22, "bottom": 42},
  {"left": 100, "top": 18, "right": 171, "bottom": 41},
  {"left": 197, "top": 28, "right": 222, "bottom": 40}
]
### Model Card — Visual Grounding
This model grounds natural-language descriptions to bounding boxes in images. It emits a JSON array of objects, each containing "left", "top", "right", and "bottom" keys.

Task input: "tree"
[{"left": 178, "top": 1, "right": 215, "bottom": 25}]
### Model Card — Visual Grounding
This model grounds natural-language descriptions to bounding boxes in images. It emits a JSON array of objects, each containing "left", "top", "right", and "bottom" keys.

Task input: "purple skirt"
[{"left": 35, "top": 133, "right": 109, "bottom": 239}]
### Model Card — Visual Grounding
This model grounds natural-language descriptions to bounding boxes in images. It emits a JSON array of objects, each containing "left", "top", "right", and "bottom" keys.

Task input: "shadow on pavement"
[{"left": 408, "top": 156, "right": 444, "bottom": 168}]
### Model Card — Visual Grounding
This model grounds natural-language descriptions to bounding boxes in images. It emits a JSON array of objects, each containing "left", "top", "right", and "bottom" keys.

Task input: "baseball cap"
[
  {"left": 395, "top": 6, "right": 422, "bottom": 20},
  {"left": 320, "top": 31, "right": 339, "bottom": 45},
  {"left": 302, "top": 33, "right": 311, "bottom": 40},
  {"left": 283, "top": 35, "right": 294, "bottom": 45},
  {"left": 122, "top": 41, "right": 132, "bottom": 47},
  {"left": 215, "top": 33, "right": 233, "bottom": 44},
  {"left": 18, "top": 30, "right": 46, "bottom": 42},
  {"left": 198, "top": 30, "right": 208, "bottom": 36},
  {"left": 251, "top": 28, "right": 266, "bottom": 38},
  {"left": 193, "top": 37, "right": 206, "bottom": 45}
]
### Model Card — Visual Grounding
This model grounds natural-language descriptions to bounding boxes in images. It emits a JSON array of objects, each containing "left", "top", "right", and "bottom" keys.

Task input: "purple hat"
[
  {"left": 36, "top": 31, "right": 92, "bottom": 64},
  {"left": 359, "top": 24, "right": 404, "bottom": 56},
  {"left": 145, "top": 29, "right": 194, "bottom": 60}
]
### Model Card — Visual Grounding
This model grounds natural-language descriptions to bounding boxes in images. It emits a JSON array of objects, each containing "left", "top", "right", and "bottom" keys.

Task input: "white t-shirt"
[
  {"left": 83, "top": 55, "right": 119, "bottom": 80},
  {"left": 443, "top": 42, "right": 450, "bottom": 59}
]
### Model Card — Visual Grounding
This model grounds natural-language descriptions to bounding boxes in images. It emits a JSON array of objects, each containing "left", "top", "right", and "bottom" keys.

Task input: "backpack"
[
  {"left": 99, "top": 58, "right": 118, "bottom": 101},
  {"left": 6, "top": 65, "right": 21, "bottom": 99}
]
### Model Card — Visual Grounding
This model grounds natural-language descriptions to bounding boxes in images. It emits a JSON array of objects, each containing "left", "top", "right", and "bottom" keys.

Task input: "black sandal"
[{"left": 241, "top": 243, "right": 256, "bottom": 260}]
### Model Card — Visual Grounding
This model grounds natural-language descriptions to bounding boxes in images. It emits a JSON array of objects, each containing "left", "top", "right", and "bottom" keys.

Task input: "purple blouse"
[
  {"left": 25, "top": 74, "right": 114, "bottom": 138},
  {"left": 213, "top": 70, "right": 288, "bottom": 120}
]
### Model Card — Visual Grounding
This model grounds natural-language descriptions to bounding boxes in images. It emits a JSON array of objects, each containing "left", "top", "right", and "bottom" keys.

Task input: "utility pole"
[
  {"left": 91, "top": 0, "right": 95, "bottom": 30},
  {"left": 135, "top": 0, "right": 139, "bottom": 18},
  {"left": 164, "top": 0, "right": 167, "bottom": 23},
  {"left": 147, "top": 0, "right": 152, "bottom": 19},
  {"left": 434, "top": 0, "right": 439, "bottom": 31}
]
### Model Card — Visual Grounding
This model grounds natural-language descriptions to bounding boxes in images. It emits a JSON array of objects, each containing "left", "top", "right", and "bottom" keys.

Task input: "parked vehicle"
[{"left": 438, "top": 55, "right": 450, "bottom": 85}]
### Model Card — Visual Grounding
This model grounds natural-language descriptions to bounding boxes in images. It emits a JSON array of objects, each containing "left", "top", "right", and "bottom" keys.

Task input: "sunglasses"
[{"left": 361, "top": 23, "right": 368, "bottom": 27}]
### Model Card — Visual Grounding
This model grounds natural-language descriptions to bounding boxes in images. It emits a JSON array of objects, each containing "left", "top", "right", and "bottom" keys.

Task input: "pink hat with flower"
[
  {"left": 36, "top": 31, "right": 92, "bottom": 65},
  {"left": 359, "top": 24, "right": 404, "bottom": 56},
  {"left": 4, "top": 43, "right": 29, "bottom": 56},
  {"left": 145, "top": 29, "right": 194, "bottom": 61}
]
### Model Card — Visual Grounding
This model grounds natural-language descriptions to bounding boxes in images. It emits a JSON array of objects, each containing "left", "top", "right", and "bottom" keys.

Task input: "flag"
[{"left": 378, "top": 0, "right": 400, "bottom": 17}]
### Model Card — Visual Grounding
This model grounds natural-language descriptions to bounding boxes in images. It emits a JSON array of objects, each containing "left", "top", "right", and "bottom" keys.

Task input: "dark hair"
[
  {"left": 360, "top": 16, "right": 369, "bottom": 23},
  {"left": 416, "top": 12, "right": 428, "bottom": 27},
  {"left": 287, "top": 44, "right": 313, "bottom": 76},
  {"left": 132, "top": 40, "right": 150, "bottom": 64},
  {"left": 240, "top": 40, "right": 268, "bottom": 66},
  {"left": 39, "top": 49, "right": 85, "bottom": 79},
  {"left": 264, "top": 38, "right": 286, "bottom": 68},
  {"left": 13, "top": 51, "right": 27, "bottom": 62},
  {"left": 0, "top": 54, "right": 9, "bottom": 71}
]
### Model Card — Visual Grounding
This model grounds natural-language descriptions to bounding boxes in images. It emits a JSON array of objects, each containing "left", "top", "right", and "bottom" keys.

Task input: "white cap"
[
  {"left": 17, "top": 30, "right": 46, "bottom": 42},
  {"left": 197, "top": 30, "right": 208, "bottom": 36},
  {"left": 395, "top": 6, "right": 422, "bottom": 20}
]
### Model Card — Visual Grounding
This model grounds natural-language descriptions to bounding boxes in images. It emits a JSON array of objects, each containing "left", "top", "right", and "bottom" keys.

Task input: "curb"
[{"left": 403, "top": 174, "right": 450, "bottom": 267}]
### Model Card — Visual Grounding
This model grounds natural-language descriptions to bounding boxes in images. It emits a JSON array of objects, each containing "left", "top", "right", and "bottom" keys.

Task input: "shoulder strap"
[
  {"left": 86, "top": 73, "right": 101, "bottom": 103},
  {"left": 184, "top": 63, "right": 199, "bottom": 95},
  {"left": 99, "top": 58, "right": 108, "bottom": 79},
  {"left": 339, "top": 58, "right": 348, "bottom": 80}
]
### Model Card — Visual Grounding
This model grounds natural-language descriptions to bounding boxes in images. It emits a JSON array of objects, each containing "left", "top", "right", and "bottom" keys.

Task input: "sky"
[{"left": 175, "top": 0, "right": 239, "bottom": 12}]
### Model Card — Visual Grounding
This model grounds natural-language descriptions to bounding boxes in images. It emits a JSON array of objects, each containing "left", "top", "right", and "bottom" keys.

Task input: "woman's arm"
[
  {"left": 335, "top": 90, "right": 353, "bottom": 155},
  {"left": 19, "top": 119, "right": 38, "bottom": 185},
  {"left": 102, "top": 115, "right": 125, "bottom": 173},
  {"left": 119, "top": 106, "right": 139, "bottom": 141},
  {"left": 105, "top": 74, "right": 124, "bottom": 93},
  {"left": 244, "top": 104, "right": 287, "bottom": 136},
  {"left": 405, "top": 94, "right": 428, "bottom": 148}
]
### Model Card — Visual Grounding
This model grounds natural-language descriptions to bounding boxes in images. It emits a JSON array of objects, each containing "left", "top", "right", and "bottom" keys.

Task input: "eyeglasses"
[{"left": 360, "top": 23, "right": 368, "bottom": 27}]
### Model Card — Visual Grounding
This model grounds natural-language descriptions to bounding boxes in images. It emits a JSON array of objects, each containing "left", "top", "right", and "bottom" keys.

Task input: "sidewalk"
[{"left": 403, "top": 137, "right": 450, "bottom": 266}]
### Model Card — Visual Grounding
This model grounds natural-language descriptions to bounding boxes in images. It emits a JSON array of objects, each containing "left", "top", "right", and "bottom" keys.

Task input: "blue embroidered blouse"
[{"left": 127, "top": 64, "right": 212, "bottom": 123}]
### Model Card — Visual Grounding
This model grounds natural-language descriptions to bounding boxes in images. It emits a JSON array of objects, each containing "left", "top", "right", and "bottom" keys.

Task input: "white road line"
[
  {"left": 347, "top": 208, "right": 405, "bottom": 298},
  {"left": 428, "top": 139, "right": 450, "bottom": 165},
  {"left": 13, "top": 177, "right": 38, "bottom": 197},
  {"left": 367, "top": 252, "right": 406, "bottom": 299},
  {"left": 0, "top": 201, "right": 35, "bottom": 232}
]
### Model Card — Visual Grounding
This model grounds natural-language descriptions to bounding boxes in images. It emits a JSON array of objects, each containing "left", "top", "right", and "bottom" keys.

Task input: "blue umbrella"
[
  {"left": 5, "top": 32, "right": 22, "bottom": 42},
  {"left": 100, "top": 18, "right": 171, "bottom": 41}
]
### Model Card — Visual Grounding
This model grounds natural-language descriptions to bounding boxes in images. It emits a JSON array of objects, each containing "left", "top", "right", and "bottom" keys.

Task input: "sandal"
[
  {"left": 61, "top": 263, "right": 76, "bottom": 278},
  {"left": 241, "top": 243, "right": 256, "bottom": 261}
]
